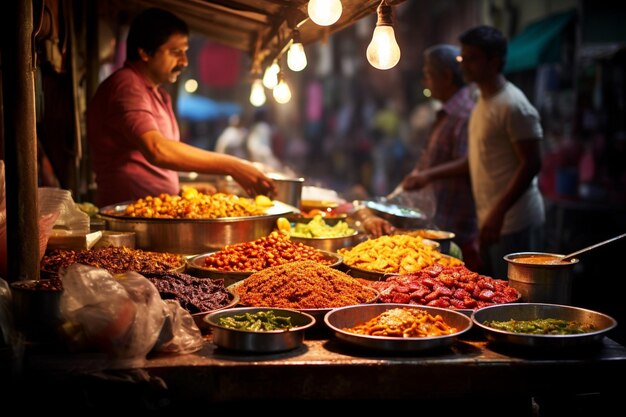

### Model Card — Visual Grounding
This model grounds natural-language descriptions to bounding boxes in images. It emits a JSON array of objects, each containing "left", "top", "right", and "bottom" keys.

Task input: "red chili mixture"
[{"left": 234, "top": 260, "right": 376, "bottom": 309}]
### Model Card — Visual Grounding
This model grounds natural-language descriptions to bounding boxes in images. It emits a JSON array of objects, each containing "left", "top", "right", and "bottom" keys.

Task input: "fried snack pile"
[
  {"left": 338, "top": 234, "right": 463, "bottom": 274},
  {"left": 203, "top": 232, "right": 331, "bottom": 272},
  {"left": 234, "top": 260, "right": 376, "bottom": 309},
  {"left": 344, "top": 307, "right": 457, "bottom": 338},
  {"left": 122, "top": 189, "right": 267, "bottom": 218}
]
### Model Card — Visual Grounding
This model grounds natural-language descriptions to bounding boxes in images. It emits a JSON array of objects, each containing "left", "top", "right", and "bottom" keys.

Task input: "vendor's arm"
[
  {"left": 402, "top": 156, "right": 468, "bottom": 190},
  {"left": 480, "top": 140, "right": 541, "bottom": 246},
  {"left": 136, "top": 130, "right": 276, "bottom": 197}
]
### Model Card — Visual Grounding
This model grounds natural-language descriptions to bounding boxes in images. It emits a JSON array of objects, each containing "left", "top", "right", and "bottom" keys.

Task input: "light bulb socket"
[
  {"left": 292, "top": 29, "right": 302, "bottom": 44},
  {"left": 376, "top": 2, "right": 393, "bottom": 27}
]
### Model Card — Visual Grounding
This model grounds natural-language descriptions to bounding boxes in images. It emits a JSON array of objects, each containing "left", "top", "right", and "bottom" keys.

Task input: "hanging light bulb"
[
  {"left": 308, "top": 0, "right": 342, "bottom": 27},
  {"left": 272, "top": 70, "right": 291, "bottom": 104},
  {"left": 287, "top": 30, "right": 308, "bottom": 72},
  {"left": 262, "top": 61, "right": 279, "bottom": 89},
  {"left": 249, "top": 78, "right": 266, "bottom": 107},
  {"left": 366, "top": 1, "right": 401, "bottom": 70}
]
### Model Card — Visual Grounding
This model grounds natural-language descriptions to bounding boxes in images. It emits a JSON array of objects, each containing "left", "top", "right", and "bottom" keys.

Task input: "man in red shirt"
[{"left": 87, "top": 8, "right": 274, "bottom": 207}]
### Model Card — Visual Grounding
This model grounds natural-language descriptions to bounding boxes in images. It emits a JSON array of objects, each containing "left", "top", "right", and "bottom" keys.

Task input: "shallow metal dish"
[
  {"left": 204, "top": 307, "right": 316, "bottom": 353},
  {"left": 227, "top": 280, "right": 379, "bottom": 324},
  {"left": 324, "top": 303, "right": 472, "bottom": 352},
  {"left": 290, "top": 232, "right": 367, "bottom": 252},
  {"left": 471, "top": 303, "right": 617, "bottom": 349},
  {"left": 191, "top": 290, "right": 239, "bottom": 334},
  {"left": 186, "top": 250, "right": 344, "bottom": 286},
  {"left": 99, "top": 200, "right": 298, "bottom": 254},
  {"left": 356, "top": 200, "right": 429, "bottom": 229}
]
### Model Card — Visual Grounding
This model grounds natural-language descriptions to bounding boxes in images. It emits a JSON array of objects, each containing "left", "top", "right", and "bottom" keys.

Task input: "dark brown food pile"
[
  {"left": 143, "top": 271, "right": 231, "bottom": 314},
  {"left": 365, "top": 264, "right": 520, "bottom": 310},
  {"left": 41, "top": 247, "right": 185, "bottom": 275},
  {"left": 11, "top": 277, "right": 63, "bottom": 292},
  {"left": 235, "top": 260, "right": 376, "bottom": 309}
]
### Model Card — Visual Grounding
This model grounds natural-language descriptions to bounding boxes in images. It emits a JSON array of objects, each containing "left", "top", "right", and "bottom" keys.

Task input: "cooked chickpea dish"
[
  {"left": 203, "top": 232, "right": 331, "bottom": 272},
  {"left": 121, "top": 189, "right": 267, "bottom": 219}
]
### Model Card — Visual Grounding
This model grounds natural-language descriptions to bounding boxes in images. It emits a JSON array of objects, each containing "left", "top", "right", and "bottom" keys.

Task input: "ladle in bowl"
[{"left": 558, "top": 232, "right": 626, "bottom": 263}]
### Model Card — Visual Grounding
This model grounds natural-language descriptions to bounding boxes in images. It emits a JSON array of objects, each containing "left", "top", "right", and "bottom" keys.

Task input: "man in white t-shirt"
[{"left": 459, "top": 26, "right": 545, "bottom": 279}]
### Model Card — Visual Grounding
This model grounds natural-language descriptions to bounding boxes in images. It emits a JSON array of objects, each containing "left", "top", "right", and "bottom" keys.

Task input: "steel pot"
[{"left": 504, "top": 252, "right": 579, "bottom": 305}]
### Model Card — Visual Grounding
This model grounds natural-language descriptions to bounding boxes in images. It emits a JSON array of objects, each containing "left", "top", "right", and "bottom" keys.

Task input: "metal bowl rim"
[
  {"left": 99, "top": 200, "right": 297, "bottom": 222},
  {"left": 504, "top": 252, "right": 580, "bottom": 266},
  {"left": 204, "top": 306, "right": 317, "bottom": 333},
  {"left": 190, "top": 289, "right": 240, "bottom": 321},
  {"left": 471, "top": 302, "right": 618, "bottom": 339},
  {"left": 324, "top": 303, "right": 473, "bottom": 341},
  {"left": 187, "top": 249, "right": 343, "bottom": 274}
]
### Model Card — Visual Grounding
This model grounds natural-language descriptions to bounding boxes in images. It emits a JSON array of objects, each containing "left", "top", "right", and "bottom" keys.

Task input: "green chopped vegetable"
[
  {"left": 484, "top": 318, "right": 596, "bottom": 335},
  {"left": 217, "top": 310, "right": 295, "bottom": 331},
  {"left": 290, "top": 215, "right": 355, "bottom": 238}
]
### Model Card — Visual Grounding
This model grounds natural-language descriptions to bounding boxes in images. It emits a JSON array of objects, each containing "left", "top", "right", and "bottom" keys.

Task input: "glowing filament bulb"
[
  {"left": 287, "top": 31, "right": 307, "bottom": 72},
  {"left": 262, "top": 61, "right": 279, "bottom": 89},
  {"left": 308, "top": 0, "right": 343, "bottom": 26},
  {"left": 249, "top": 78, "right": 266, "bottom": 107},
  {"left": 366, "top": 2, "right": 401, "bottom": 70},
  {"left": 273, "top": 74, "right": 292, "bottom": 104}
]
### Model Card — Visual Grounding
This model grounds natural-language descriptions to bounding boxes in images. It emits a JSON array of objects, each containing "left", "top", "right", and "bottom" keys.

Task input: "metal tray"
[
  {"left": 471, "top": 303, "right": 617, "bottom": 349},
  {"left": 99, "top": 200, "right": 298, "bottom": 254},
  {"left": 324, "top": 303, "right": 472, "bottom": 352}
]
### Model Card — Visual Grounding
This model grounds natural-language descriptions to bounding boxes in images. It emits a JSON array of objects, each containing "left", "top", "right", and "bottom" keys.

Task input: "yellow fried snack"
[{"left": 338, "top": 234, "right": 462, "bottom": 274}]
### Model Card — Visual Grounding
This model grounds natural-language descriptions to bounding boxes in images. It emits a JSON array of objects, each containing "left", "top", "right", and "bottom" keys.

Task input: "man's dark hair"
[
  {"left": 459, "top": 25, "right": 507, "bottom": 71},
  {"left": 424, "top": 44, "right": 465, "bottom": 88},
  {"left": 126, "top": 8, "right": 189, "bottom": 61}
]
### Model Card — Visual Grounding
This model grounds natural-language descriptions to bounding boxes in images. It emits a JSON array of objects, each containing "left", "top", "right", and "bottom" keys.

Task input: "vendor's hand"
[
  {"left": 231, "top": 160, "right": 276, "bottom": 197},
  {"left": 402, "top": 169, "right": 429, "bottom": 190},
  {"left": 362, "top": 216, "right": 395, "bottom": 238}
]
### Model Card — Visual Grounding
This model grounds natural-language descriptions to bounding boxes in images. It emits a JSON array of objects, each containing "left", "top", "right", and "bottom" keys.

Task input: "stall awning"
[{"left": 504, "top": 9, "right": 576, "bottom": 73}]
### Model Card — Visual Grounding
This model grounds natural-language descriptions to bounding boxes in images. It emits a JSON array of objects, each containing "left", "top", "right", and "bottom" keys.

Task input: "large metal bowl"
[
  {"left": 471, "top": 303, "right": 617, "bottom": 349},
  {"left": 204, "top": 307, "right": 316, "bottom": 353},
  {"left": 186, "top": 250, "right": 344, "bottom": 286},
  {"left": 324, "top": 303, "right": 472, "bottom": 352},
  {"left": 290, "top": 232, "right": 367, "bottom": 252},
  {"left": 99, "top": 200, "right": 298, "bottom": 254}
]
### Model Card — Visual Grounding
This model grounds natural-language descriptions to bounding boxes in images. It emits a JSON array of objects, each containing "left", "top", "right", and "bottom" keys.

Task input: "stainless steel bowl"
[
  {"left": 324, "top": 303, "right": 472, "bottom": 352},
  {"left": 204, "top": 307, "right": 316, "bottom": 353},
  {"left": 99, "top": 201, "right": 297, "bottom": 254},
  {"left": 291, "top": 232, "right": 366, "bottom": 252},
  {"left": 504, "top": 252, "right": 580, "bottom": 304},
  {"left": 471, "top": 303, "right": 617, "bottom": 349},
  {"left": 186, "top": 250, "right": 344, "bottom": 286}
]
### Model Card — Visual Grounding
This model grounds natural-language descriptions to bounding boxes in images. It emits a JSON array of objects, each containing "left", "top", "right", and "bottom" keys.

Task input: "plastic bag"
[
  {"left": 393, "top": 184, "right": 437, "bottom": 224},
  {"left": 59, "top": 264, "right": 203, "bottom": 366},
  {"left": 60, "top": 264, "right": 167, "bottom": 367},
  {"left": 153, "top": 299, "right": 203, "bottom": 355},
  {"left": 38, "top": 187, "right": 89, "bottom": 232}
]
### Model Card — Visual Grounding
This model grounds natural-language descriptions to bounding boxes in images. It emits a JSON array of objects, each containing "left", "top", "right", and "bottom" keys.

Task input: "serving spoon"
[{"left": 559, "top": 232, "right": 626, "bottom": 262}]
